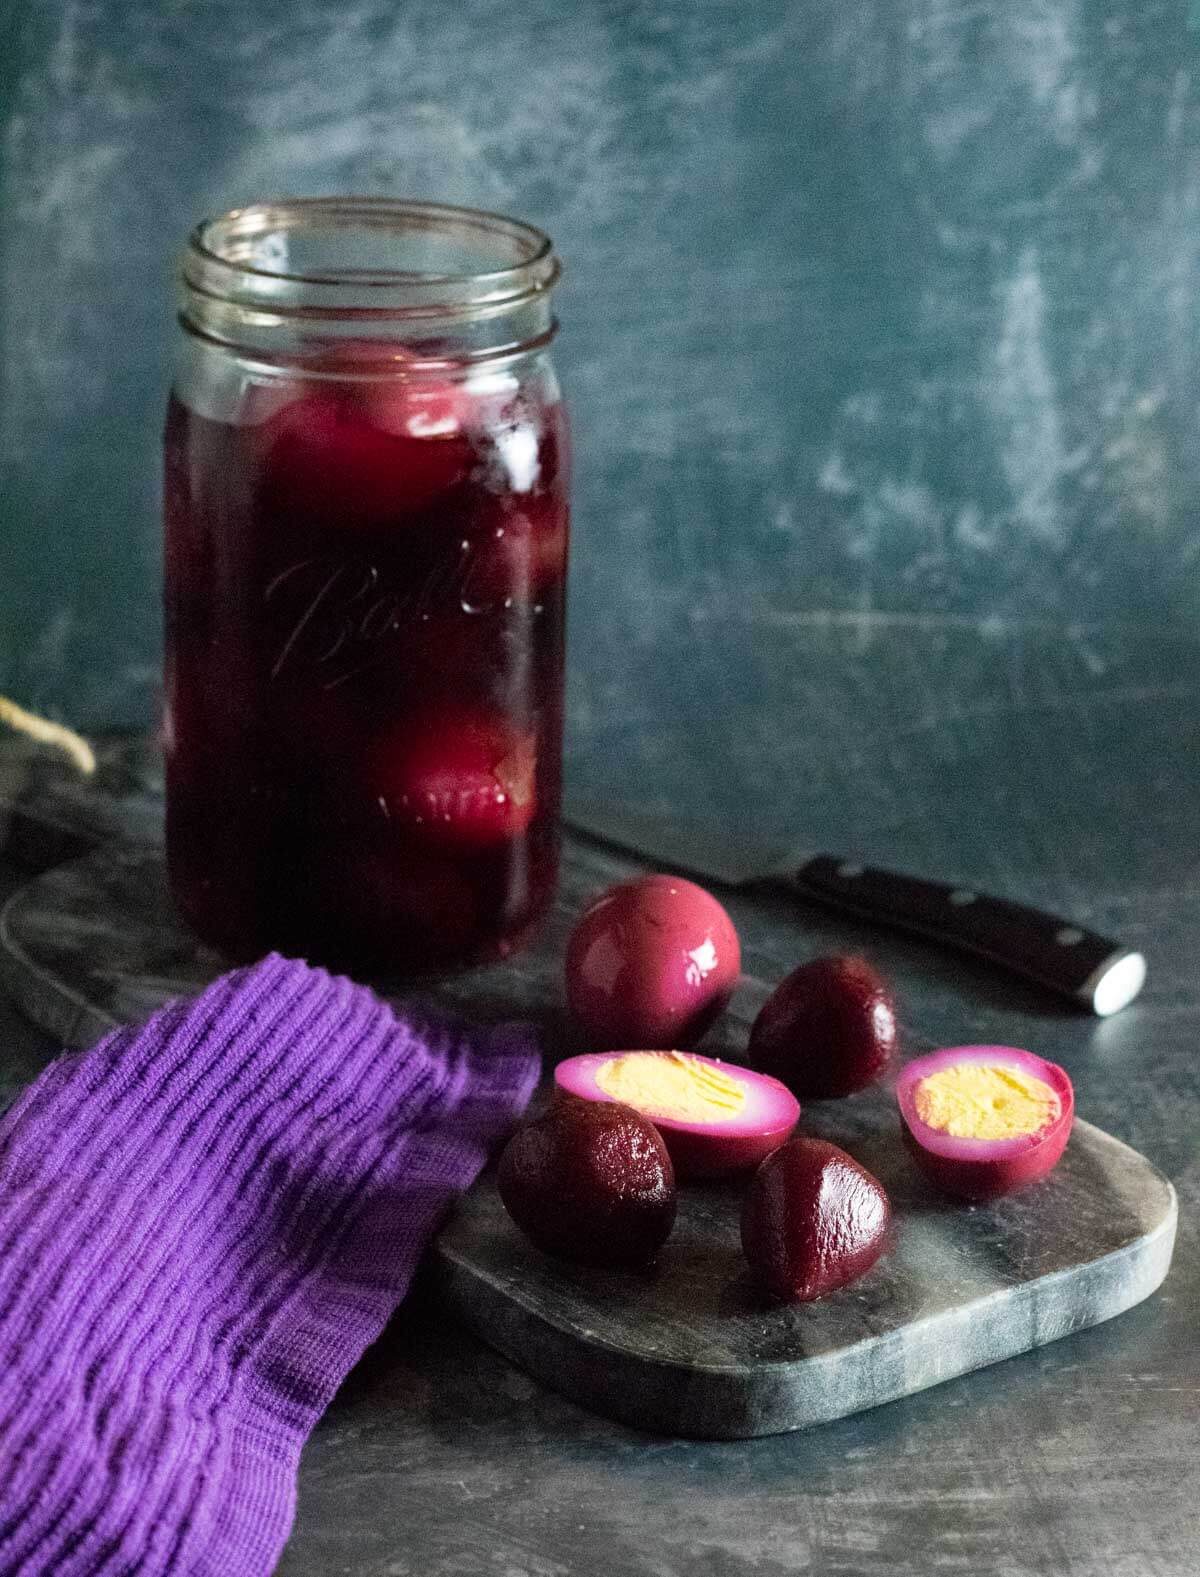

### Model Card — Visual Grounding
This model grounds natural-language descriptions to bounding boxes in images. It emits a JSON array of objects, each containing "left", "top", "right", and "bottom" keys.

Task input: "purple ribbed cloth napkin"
[{"left": 0, "top": 953, "right": 540, "bottom": 1575}]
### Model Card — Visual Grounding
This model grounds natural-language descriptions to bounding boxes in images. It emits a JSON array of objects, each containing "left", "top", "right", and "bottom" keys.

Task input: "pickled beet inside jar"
[{"left": 164, "top": 199, "right": 569, "bottom": 971}]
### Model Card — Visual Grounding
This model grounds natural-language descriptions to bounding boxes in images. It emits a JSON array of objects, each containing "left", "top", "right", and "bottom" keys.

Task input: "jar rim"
[{"left": 183, "top": 197, "right": 560, "bottom": 330}]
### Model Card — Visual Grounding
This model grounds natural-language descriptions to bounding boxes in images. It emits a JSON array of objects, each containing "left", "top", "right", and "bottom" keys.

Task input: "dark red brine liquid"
[{"left": 163, "top": 352, "right": 569, "bottom": 972}]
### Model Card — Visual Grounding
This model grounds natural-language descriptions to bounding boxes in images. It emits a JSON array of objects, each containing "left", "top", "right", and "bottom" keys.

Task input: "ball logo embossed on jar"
[{"left": 263, "top": 543, "right": 522, "bottom": 685}]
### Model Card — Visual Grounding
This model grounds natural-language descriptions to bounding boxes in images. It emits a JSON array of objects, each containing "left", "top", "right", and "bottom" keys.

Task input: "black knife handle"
[{"left": 785, "top": 856, "right": 1145, "bottom": 1015}]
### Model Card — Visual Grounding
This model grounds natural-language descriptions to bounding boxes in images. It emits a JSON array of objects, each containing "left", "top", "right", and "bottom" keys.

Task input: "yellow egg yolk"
[
  {"left": 914, "top": 1062, "right": 1061, "bottom": 1141},
  {"left": 594, "top": 1052, "right": 747, "bottom": 1124}
]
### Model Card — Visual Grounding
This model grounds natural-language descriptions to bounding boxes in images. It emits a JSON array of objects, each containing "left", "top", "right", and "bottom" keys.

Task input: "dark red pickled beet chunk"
[
  {"left": 498, "top": 1097, "right": 677, "bottom": 1269},
  {"left": 367, "top": 706, "right": 537, "bottom": 848},
  {"left": 740, "top": 1137, "right": 891, "bottom": 1302},
  {"left": 749, "top": 955, "right": 898, "bottom": 1099},
  {"left": 255, "top": 386, "right": 473, "bottom": 530}
]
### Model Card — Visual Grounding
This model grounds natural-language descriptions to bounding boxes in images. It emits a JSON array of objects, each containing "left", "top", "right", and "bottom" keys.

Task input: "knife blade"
[{"left": 562, "top": 794, "right": 1146, "bottom": 1017}]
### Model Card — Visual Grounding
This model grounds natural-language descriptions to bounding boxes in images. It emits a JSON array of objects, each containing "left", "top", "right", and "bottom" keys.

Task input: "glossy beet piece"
[
  {"left": 748, "top": 954, "right": 897, "bottom": 1098},
  {"left": 897, "top": 1045, "right": 1074, "bottom": 1201},
  {"left": 554, "top": 1050, "right": 799, "bottom": 1180},
  {"left": 740, "top": 1137, "right": 891, "bottom": 1302},
  {"left": 497, "top": 1098, "right": 677, "bottom": 1268},
  {"left": 565, "top": 875, "right": 741, "bottom": 1049}
]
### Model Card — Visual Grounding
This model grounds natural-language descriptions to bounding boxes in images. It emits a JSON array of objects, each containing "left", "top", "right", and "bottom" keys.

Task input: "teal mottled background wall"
[{"left": 1, "top": 1, "right": 1197, "bottom": 799}]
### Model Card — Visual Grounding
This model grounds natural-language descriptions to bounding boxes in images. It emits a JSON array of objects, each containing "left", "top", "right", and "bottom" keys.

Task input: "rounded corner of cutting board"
[{"left": 434, "top": 1124, "right": 1180, "bottom": 1440}]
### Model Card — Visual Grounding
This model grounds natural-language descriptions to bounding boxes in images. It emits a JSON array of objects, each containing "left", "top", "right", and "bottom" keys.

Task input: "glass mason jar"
[{"left": 163, "top": 199, "right": 568, "bottom": 972}]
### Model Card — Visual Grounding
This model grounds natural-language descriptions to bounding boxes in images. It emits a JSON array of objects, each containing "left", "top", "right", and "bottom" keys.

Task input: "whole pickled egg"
[{"left": 564, "top": 875, "right": 741, "bottom": 1049}]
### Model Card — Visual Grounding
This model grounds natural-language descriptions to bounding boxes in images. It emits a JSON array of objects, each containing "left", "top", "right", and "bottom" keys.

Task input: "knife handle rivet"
[
  {"left": 948, "top": 889, "right": 978, "bottom": 907},
  {"left": 1056, "top": 926, "right": 1085, "bottom": 947},
  {"left": 836, "top": 861, "right": 864, "bottom": 879}
]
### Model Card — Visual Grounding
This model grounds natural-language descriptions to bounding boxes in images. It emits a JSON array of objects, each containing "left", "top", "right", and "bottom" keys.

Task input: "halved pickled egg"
[
  {"left": 897, "top": 1044, "right": 1074, "bottom": 1200},
  {"left": 554, "top": 1049, "right": 800, "bottom": 1179}
]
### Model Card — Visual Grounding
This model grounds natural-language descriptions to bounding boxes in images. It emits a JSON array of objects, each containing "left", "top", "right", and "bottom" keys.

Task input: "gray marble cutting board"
[
  {"left": 437, "top": 1108, "right": 1176, "bottom": 1439},
  {"left": 0, "top": 836, "right": 1178, "bottom": 1439}
]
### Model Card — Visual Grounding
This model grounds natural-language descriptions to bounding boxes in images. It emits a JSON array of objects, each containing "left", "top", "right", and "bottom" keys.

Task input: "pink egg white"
[
  {"left": 554, "top": 1050, "right": 801, "bottom": 1180},
  {"left": 896, "top": 1044, "right": 1074, "bottom": 1201}
]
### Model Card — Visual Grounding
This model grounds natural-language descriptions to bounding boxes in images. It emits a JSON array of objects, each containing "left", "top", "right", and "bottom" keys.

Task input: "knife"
[{"left": 562, "top": 795, "right": 1146, "bottom": 1017}]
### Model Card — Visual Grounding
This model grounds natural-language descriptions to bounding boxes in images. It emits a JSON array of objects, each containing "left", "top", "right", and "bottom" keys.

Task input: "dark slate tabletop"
[{"left": 0, "top": 624, "right": 1197, "bottom": 1577}]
